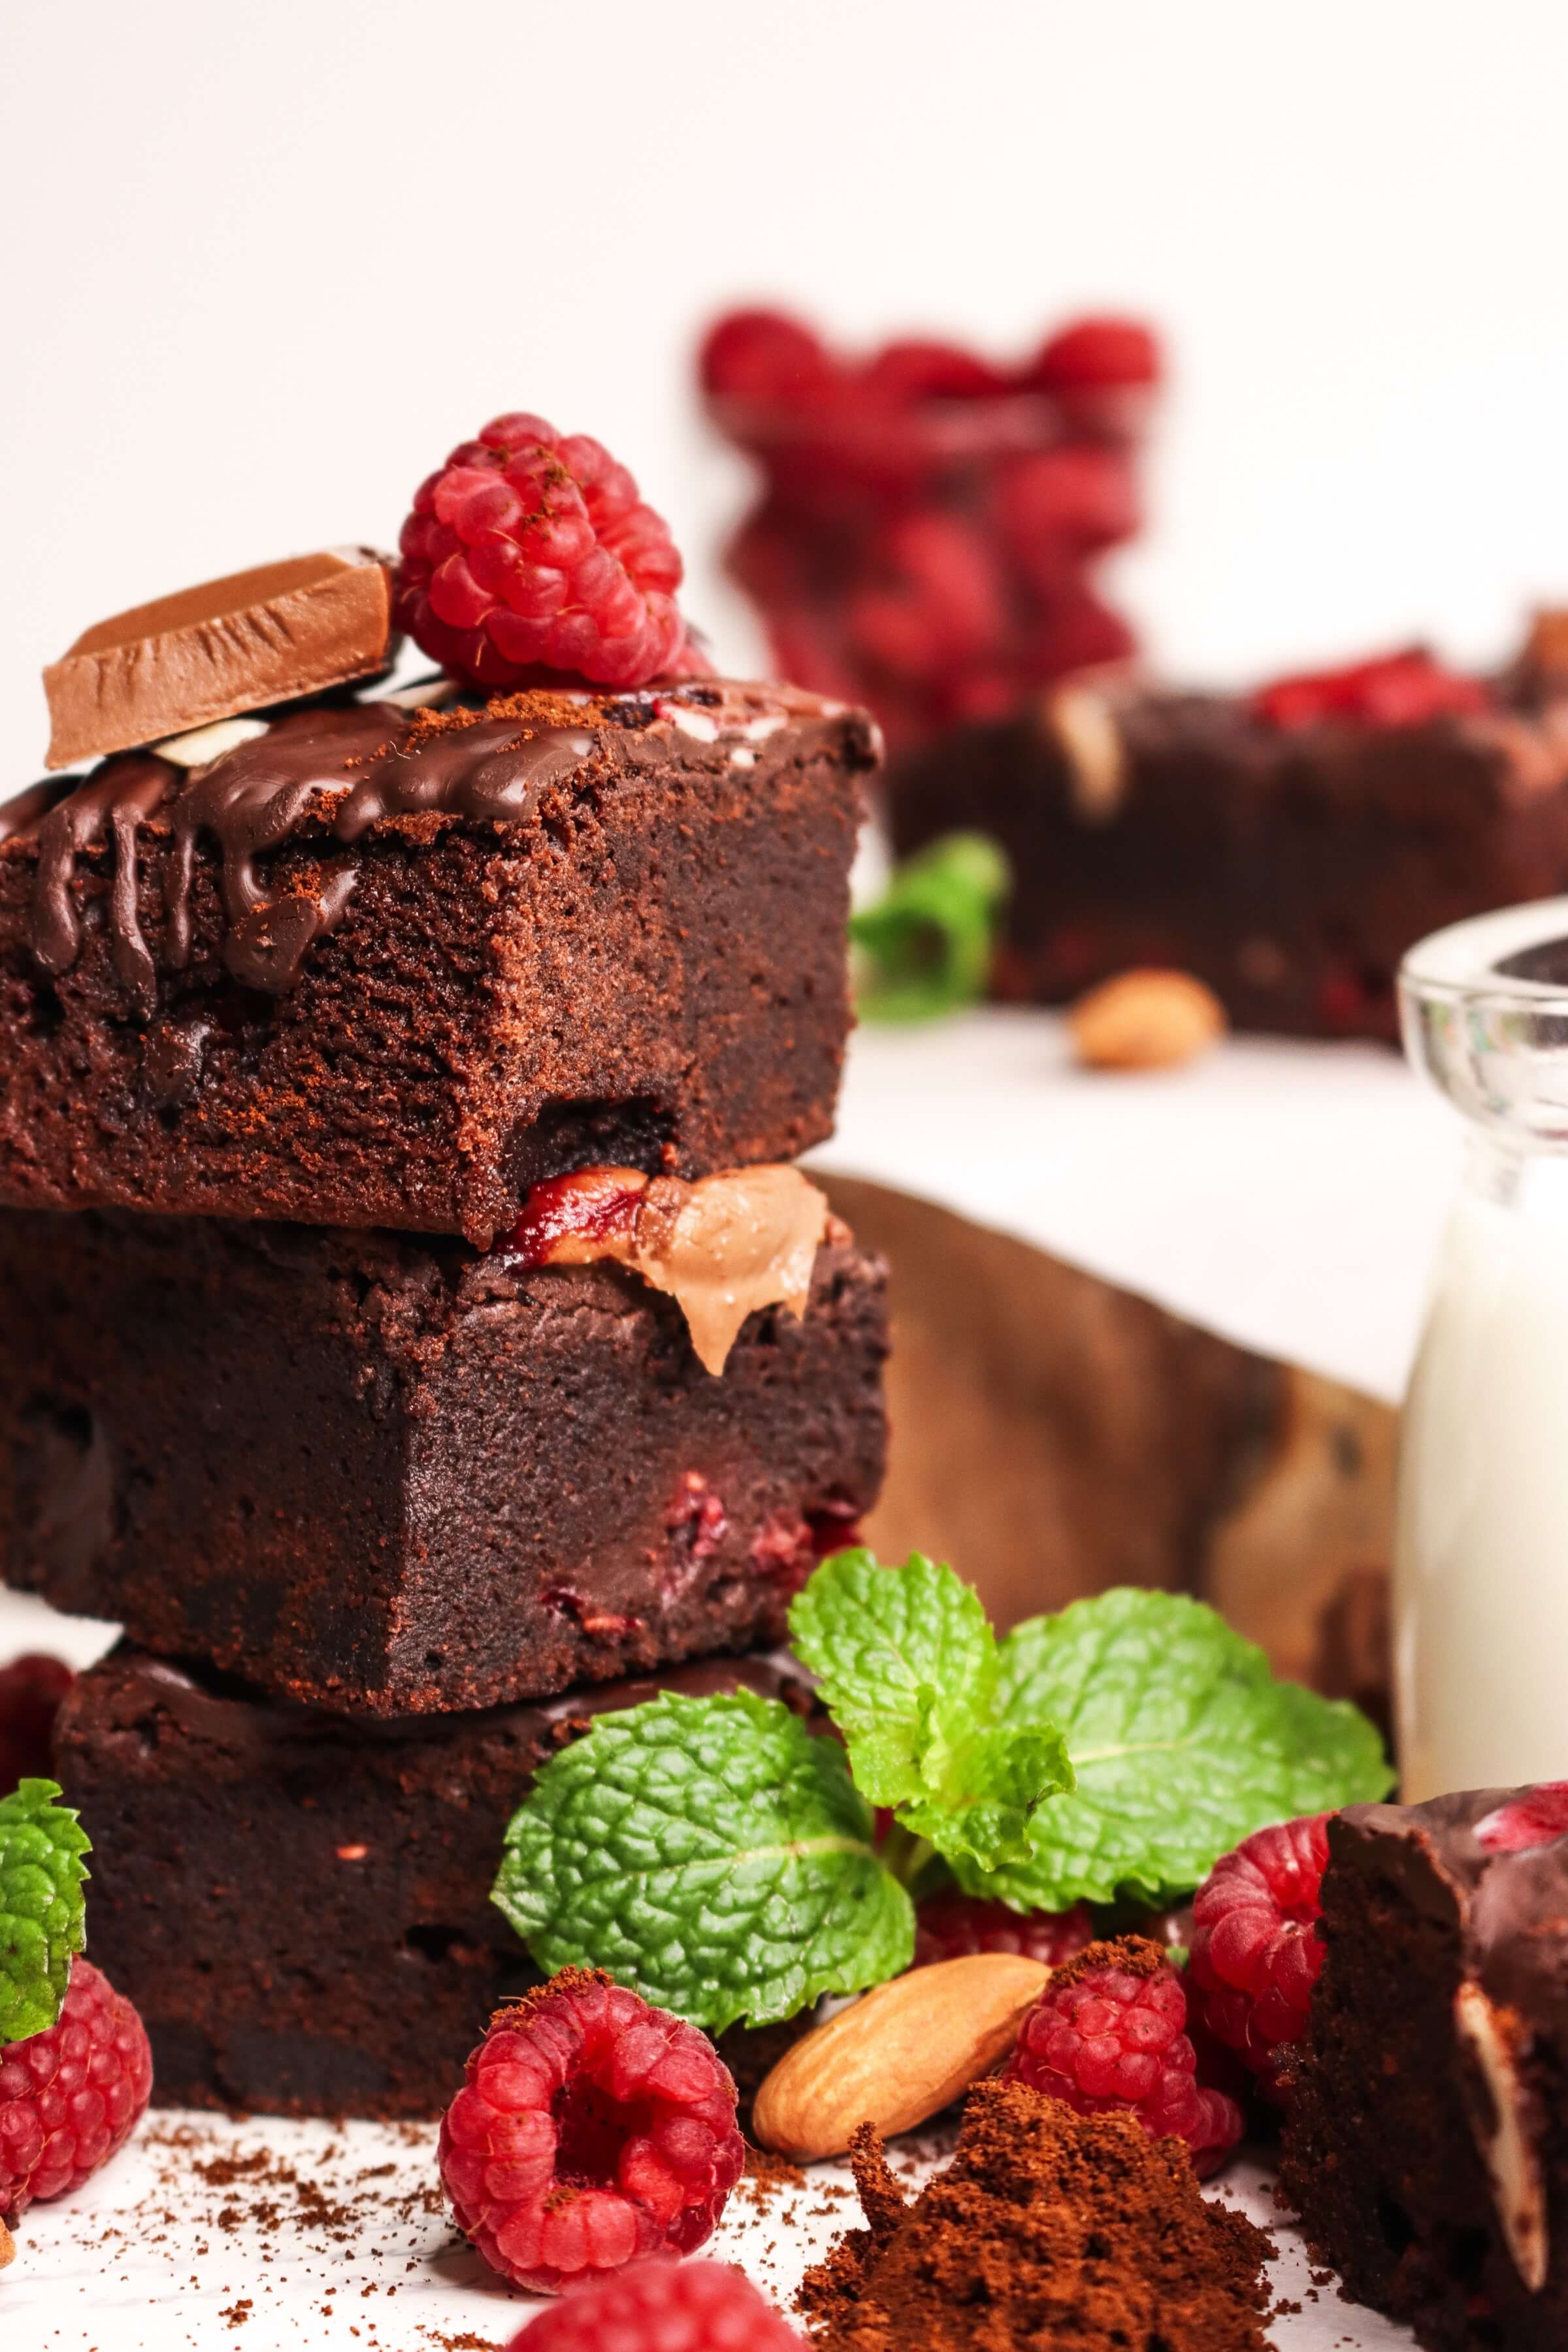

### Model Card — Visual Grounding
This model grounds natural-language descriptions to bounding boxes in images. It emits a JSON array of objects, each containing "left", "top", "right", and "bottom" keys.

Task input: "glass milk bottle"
[{"left": 1397, "top": 896, "right": 1568, "bottom": 1799}]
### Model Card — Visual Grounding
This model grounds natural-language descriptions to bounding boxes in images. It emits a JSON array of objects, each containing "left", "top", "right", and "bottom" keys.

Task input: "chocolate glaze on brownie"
[
  {"left": 887, "top": 670, "right": 1568, "bottom": 1042},
  {"left": 0, "top": 678, "right": 877, "bottom": 1243},
  {"left": 55, "top": 1645, "right": 813, "bottom": 2119},
  {"left": 0, "top": 1210, "right": 888, "bottom": 1712},
  {"left": 1281, "top": 1788, "right": 1568, "bottom": 2350}
]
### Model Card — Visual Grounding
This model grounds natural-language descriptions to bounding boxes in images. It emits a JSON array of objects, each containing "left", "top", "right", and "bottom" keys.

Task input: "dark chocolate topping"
[
  {"left": 0, "top": 777, "right": 70, "bottom": 846},
  {"left": 1335, "top": 1789, "right": 1568, "bottom": 2021},
  {"left": 5, "top": 676, "right": 876, "bottom": 1005},
  {"left": 18, "top": 702, "right": 596, "bottom": 1002}
]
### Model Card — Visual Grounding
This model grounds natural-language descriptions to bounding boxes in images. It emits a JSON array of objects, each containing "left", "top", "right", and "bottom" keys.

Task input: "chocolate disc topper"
[{"left": 43, "top": 548, "right": 398, "bottom": 770}]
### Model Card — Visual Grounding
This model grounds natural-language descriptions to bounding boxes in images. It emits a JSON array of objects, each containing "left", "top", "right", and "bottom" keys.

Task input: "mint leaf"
[
  {"left": 851, "top": 832, "right": 1010, "bottom": 1022},
  {"left": 0, "top": 1780, "right": 90, "bottom": 2042},
  {"left": 493, "top": 1691, "right": 912, "bottom": 2032},
  {"left": 789, "top": 1550, "right": 1073, "bottom": 1871},
  {"left": 896, "top": 1722, "right": 1074, "bottom": 1870},
  {"left": 1267, "top": 1678, "right": 1396, "bottom": 1818},
  {"left": 954, "top": 1589, "right": 1394, "bottom": 1910},
  {"left": 789, "top": 1549, "right": 996, "bottom": 1805}
]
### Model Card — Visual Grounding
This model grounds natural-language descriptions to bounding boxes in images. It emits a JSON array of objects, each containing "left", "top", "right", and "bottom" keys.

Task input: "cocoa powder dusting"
[{"left": 798, "top": 2079, "right": 1275, "bottom": 2351}]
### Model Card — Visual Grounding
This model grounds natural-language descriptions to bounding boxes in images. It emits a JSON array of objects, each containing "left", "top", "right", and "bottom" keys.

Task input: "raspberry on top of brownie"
[{"left": 0, "top": 414, "right": 880, "bottom": 1243}]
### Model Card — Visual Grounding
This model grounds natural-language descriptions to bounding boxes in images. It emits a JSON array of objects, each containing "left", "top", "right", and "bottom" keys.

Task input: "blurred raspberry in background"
[{"left": 700, "top": 306, "right": 1162, "bottom": 755}]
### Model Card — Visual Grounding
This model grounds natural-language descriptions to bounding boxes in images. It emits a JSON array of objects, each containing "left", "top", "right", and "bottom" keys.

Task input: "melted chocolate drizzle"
[{"left": 13, "top": 703, "right": 598, "bottom": 1004}]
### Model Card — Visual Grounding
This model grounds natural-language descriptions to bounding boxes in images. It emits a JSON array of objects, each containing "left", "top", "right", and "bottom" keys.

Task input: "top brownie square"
[{"left": 0, "top": 678, "right": 877, "bottom": 1244}]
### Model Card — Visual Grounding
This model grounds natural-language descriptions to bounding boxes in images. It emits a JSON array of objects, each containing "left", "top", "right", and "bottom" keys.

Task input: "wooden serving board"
[{"left": 822, "top": 1176, "right": 1396, "bottom": 1726}]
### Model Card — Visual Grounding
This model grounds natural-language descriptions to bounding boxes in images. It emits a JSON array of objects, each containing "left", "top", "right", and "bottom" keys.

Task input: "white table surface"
[
  {"left": 1, "top": 1007, "right": 1450, "bottom": 2347},
  {"left": 3, "top": 2110, "right": 1407, "bottom": 2352},
  {"left": 815, "top": 1005, "right": 1460, "bottom": 1409}
]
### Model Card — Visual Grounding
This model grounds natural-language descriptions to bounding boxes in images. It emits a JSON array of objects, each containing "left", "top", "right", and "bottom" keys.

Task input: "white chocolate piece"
[
  {"left": 153, "top": 715, "right": 271, "bottom": 768},
  {"left": 1454, "top": 1979, "right": 1548, "bottom": 2292}
]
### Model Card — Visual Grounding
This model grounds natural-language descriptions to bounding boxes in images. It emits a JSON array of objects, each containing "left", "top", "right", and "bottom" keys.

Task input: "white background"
[{"left": 5, "top": 0, "right": 1568, "bottom": 786}]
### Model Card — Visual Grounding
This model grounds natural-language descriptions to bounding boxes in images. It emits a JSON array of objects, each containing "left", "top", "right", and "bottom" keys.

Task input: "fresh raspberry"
[
  {"left": 1030, "top": 317, "right": 1163, "bottom": 391},
  {"left": 861, "top": 340, "right": 1009, "bottom": 404},
  {"left": 505, "top": 2257, "right": 803, "bottom": 2349},
  {"left": 0, "top": 1960, "right": 153, "bottom": 2219},
  {"left": 1188, "top": 1814, "right": 1330, "bottom": 2108},
  {"left": 1252, "top": 647, "right": 1488, "bottom": 730},
  {"left": 0, "top": 1655, "right": 74, "bottom": 1795},
  {"left": 1000, "top": 447, "right": 1141, "bottom": 563},
  {"left": 395, "top": 417, "right": 694, "bottom": 692},
  {"left": 849, "top": 513, "right": 1007, "bottom": 683},
  {"left": 1003, "top": 1935, "right": 1243, "bottom": 2178},
  {"left": 1475, "top": 1784, "right": 1568, "bottom": 1853},
  {"left": 700, "top": 310, "right": 838, "bottom": 408},
  {"left": 912, "top": 1891, "right": 1094, "bottom": 1970},
  {"left": 1022, "top": 588, "right": 1138, "bottom": 682},
  {"left": 439, "top": 1970, "right": 744, "bottom": 2295}
]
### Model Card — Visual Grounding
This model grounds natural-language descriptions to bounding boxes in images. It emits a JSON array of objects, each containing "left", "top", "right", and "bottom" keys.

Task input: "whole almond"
[
  {"left": 0, "top": 2216, "right": 13, "bottom": 2270},
  {"left": 750, "top": 1952, "right": 1049, "bottom": 2161},
  {"left": 1068, "top": 968, "right": 1226, "bottom": 1071}
]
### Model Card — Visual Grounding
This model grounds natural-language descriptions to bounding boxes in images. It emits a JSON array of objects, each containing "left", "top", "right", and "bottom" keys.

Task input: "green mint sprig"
[
  {"left": 789, "top": 1548, "right": 1071, "bottom": 1870},
  {"left": 493, "top": 1554, "right": 1392, "bottom": 2030},
  {"left": 850, "top": 832, "right": 1011, "bottom": 1022},
  {"left": 493, "top": 1689, "right": 912, "bottom": 2034},
  {"left": 967, "top": 1588, "right": 1393, "bottom": 1909},
  {"left": 0, "top": 1780, "right": 90, "bottom": 2043}
]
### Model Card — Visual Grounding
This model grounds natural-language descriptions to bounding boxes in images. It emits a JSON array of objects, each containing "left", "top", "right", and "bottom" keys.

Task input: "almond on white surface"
[
  {"left": 751, "top": 1952, "right": 1050, "bottom": 2161},
  {"left": 1069, "top": 968, "right": 1228, "bottom": 1071}
]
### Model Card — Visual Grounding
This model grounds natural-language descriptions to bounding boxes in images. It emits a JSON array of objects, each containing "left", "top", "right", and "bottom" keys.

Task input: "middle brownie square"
[{"left": 0, "top": 1208, "right": 887, "bottom": 1712}]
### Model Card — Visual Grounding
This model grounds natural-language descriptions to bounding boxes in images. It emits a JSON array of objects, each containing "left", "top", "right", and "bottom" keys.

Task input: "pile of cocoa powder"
[{"left": 798, "top": 2078, "right": 1275, "bottom": 2350}]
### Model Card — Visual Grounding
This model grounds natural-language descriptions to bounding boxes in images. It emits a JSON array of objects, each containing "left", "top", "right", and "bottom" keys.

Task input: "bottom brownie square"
[
  {"left": 52, "top": 1646, "right": 811, "bottom": 2121},
  {"left": 1281, "top": 1789, "right": 1568, "bottom": 2351},
  {"left": 0, "top": 1209, "right": 887, "bottom": 1712}
]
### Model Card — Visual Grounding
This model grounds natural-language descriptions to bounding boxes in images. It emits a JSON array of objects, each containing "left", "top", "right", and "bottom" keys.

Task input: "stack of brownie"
[{"left": 0, "top": 549, "right": 889, "bottom": 2117}]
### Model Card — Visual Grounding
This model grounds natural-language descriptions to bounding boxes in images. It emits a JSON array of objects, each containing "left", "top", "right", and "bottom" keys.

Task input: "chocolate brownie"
[
  {"left": 0, "top": 1209, "right": 887, "bottom": 1712},
  {"left": 0, "top": 676, "right": 877, "bottom": 1244},
  {"left": 887, "top": 640, "right": 1568, "bottom": 1042},
  {"left": 1281, "top": 1788, "right": 1568, "bottom": 2349},
  {"left": 54, "top": 1646, "right": 813, "bottom": 2120}
]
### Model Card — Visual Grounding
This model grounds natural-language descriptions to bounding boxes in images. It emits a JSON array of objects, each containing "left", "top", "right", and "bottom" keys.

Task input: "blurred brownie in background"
[{"left": 888, "top": 621, "right": 1568, "bottom": 1041}]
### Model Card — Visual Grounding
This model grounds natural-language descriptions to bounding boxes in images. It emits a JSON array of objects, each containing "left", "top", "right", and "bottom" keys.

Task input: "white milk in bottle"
[{"left": 1397, "top": 896, "right": 1568, "bottom": 1799}]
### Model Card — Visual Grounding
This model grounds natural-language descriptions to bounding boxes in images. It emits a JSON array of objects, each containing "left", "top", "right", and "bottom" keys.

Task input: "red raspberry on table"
[
  {"left": 0, "top": 1655, "right": 74, "bottom": 1795},
  {"left": 439, "top": 1970, "right": 745, "bottom": 2295},
  {"left": 1188, "top": 1813, "right": 1330, "bottom": 2108},
  {"left": 1004, "top": 1935, "right": 1243, "bottom": 2178},
  {"left": 912, "top": 1891, "right": 1093, "bottom": 1970},
  {"left": 395, "top": 416, "right": 696, "bottom": 693},
  {"left": 505, "top": 2257, "right": 803, "bottom": 2350},
  {"left": 0, "top": 1960, "right": 153, "bottom": 2219}
]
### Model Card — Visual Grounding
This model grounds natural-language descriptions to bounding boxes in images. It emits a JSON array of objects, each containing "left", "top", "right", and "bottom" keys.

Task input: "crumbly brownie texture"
[
  {"left": 1280, "top": 1790, "right": 1568, "bottom": 2349},
  {"left": 887, "top": 670, "right": 1568, "bottom": 1041},
  {"left": 53, "top": 1647, "right": 811, "bottom": 2121},
  {"left": 0, "top": 678, "right": 877, "bottom": 1244},
  {"left": 0, "top": 1210, "right": 887, "bottom": 1712}
]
